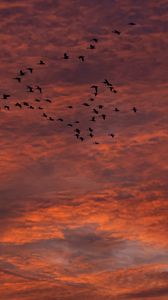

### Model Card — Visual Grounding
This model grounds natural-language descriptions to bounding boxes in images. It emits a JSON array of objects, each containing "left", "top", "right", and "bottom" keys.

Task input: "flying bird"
[
  {"left": 23, "top": 102, "right": 29, "bottom": 106},
  {"left": 132, "top": 107, "right": 137, "bottom": 112},
  {"left": 67, "top": 105, "right": 73, "bottom": 108},
  {"left": 36, "top": 86, "right": 42, "bottom": 93},
  {"left": 101, "top": 114, "right": 106, "bottom": 120},
  {"left": 112, "top": 30, "right": 121, "bottom": 35},
  {"left": 67, "top": 123, "right": 73, "bottom": 127},
  {"left": 63, "top": 53, "right": 69, "bottom": 59},
  {"left": 19, "top": 70, "right": 26, "bottom": 76},
  {"left": 35, "top": 98, "right": 41, "bottom": 102},
  {"left": 91, "top": 38, "right": 98, "bottom": 43},
  {"left": 109, "top": 133, "right": 115, "bottom": 138},
  {"left": 57, "top": 118, "right": 63, "bottom": 122},
  {"left": 45, "top": 99, "right": 52, "bottom": 103},
  {"left": 98, "top": 105, "right": 103, "bottom": 109},
  {"left": 43, "top": 113, "right": 47, "bottom": 118},
  {"left": 88, "top": 44, "right": 95, "bottom": 49},
  {"left": 128, "top": 22, "right": 136, "bottom": 25},
  {"left": 114, "top": 108, "right": 120, "bottom": 112},
  {"left": 80, "top": 137, "right": 84, "bottom": 141},
  {"left": 49, "top": 117, "right": 54, "bottom": 121},
  {"left": 15, "top": 102, "right": 22, "bottom": 108},
  {"left": 93, "top": 108, "right": 99, "bottom": 114},
  {"left": 78, "top": 55, "right": 85, "bottom": 62},
  {"left": 4, "top": 105, "right": 10, "bottom": 110},
  {"left": 90, "top": 116, "right": 96, "bottom": 122},
  {"left": 38, "top": 60, "right": 45, "bottom": 65},
  {"left": 27, "top": 67, "right": 33, "bottom": 73},
  {"left": 27, "top": 86, "right": 33, "bottom": 93},
  {"left": 29, "top": 105, "right": 34, "bottom": 109},
  {"left": 14, "top": 77, "right": 21, "bottom": 83},
  {"left": 38, "top": 107, "right": 43, "bottom": 110},
  {"left": 2, "top": 94, "right": 10, "bottom": 99},
  {"left": 89, "top": 98, "right": 95, "bottom": 101},
  {"left": 83, "top": 103, "right": 90, "bottom": 107}
]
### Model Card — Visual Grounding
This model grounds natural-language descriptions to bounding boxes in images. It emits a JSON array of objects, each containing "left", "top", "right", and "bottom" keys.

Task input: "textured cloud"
[{"left": 0, "top": 0, "right": 168, "bottom": 299}]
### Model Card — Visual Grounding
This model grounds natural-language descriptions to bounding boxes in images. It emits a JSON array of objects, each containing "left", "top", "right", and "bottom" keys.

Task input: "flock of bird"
[{"left": 1, "top": 22, "right": 138, "bottom": 144}]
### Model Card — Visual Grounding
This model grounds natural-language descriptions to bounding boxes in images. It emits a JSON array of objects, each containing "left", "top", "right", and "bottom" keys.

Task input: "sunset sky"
[{"left": 0, "top": 0, "right": 168, "bottom": 299}]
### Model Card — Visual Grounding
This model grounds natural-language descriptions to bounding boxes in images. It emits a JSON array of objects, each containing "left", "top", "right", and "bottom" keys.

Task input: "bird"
[
  {"left": 27, "top": 67, "right": 33, "bottom": 73},
  {"left": 89, "top": 98, "right": 95, "bottom": 101},
  {"left": 103, "top": 79, "right": 112, "bottom": 86},
  {"left": 89, "top": 133, "right": 94, "bottom": 138},
  {"left": 15, "top": 102, "right": 22, "bottom": 108},
  {"left": 128, "top": 22, "right": 136, "bottom": 25},
  {"left": 132, "top": 107, "right": 137, "bottom": 112},
  {"left": 35, "top": 98, "right": 41, "bottom": 102},
  {"left": 63, "top": 53, "right": 69, "bottom": 59},
  {"left": 109, "top": 86, "right": 114, "bottom": 92},
  {"left": 75, "top": 133, "right": 79, "bottom": 139},
  {"left": 114, "top": 108, "right": 120, "bottom": 112},
  {"left": 113, "top": 89, "right": 117, "bottom": 93},
  {"left": 4, "top": 105, "right": 10, "bottom": 110},
  {"left": 67, "top": 123, "right": 73, "bottom": 127},
  {"left": 38, "top": 107, "right": 43, "bottom": 110},
  {"left": 43, "top": 113, "right": 47, "bottom": 118},
  {"left": 36, "top": 86, "right": 42, "bottom": 93},
  {"left": 94, "top": 142, "right": 99, "bottom": 144},
  {"left": 45, "top": 99, "right": 52, "bottom": 103},
  {"left": 2, "top": 94, "right": 10, "bottom": 99},
  {"left": 112, "top": 30, "right": 121, "bottom": 35},
  {"left": 27, "top": 86, "right": 33, "bottom": 93},
  {"left": 14, "top": 77, "right": 21, "bottom": 82},
  {"left": 80, "top": 137, "right": 84, "bottom": 141},
  {"left": 90, "top": 116, "right": 96, "bottom": 122},
  {"left": 67, "top": 105, "right": 73, "bottom": 108},
  {"left": 75, "top": 128, "right": 80, "bottom": 134},
  {"left": 91, "top": 85, "right": 98, "bottom": 94},
  {"left": 98, "top": 105, "right": 103, "bottom": 109},
  {"left": 23, "top": 101, "right": 29, "bottom": 106},
  {"left": 19, "top": 70, "right": 26, "bottom": 76},
  {"left": 101, "top": 114, "right": 106, "bottom": 120},
  {"left": 49, "top": 117, "right": 54, "bottom": 121},
  {"left": 38, "top": 60, "right": 45, "bottom": 65},
  {"left": 89, "top": 127, "right": 93, "bottom": 132},
  {"left": 93, "top": 108, "right": 99, "bottom": 114},
  {"left": 88, "top": 44, "right": 95, "bottom": 49},
  {"left": 57, "top": 118, "right": 63, "bottom": 122},
  {"left": 91, "top": 38, "right": 98, "bottom": 43},
  {"left": 78, "top": 55, "right": 84, "bottom": 62},
  {"left": 29, "top": 105, "right": 34, "bottom": 109},
  {"left": 109, "top": 133, "right": 115, "bottom": 138},
  {"left": 83, "top": 103, "right": 90, "bottom": 107},
  {"left": 74, "top": 121, "right": 80, "bottom": 124}
]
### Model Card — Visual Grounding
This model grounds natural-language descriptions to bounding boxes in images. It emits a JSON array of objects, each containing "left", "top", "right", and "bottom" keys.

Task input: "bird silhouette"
[
  {"left": 128, "top": 22, "right": 136, "bottom": 25},
  {"left": 75, "top": 133, "right": 79, "bottom": 139},
  {"left": 91, "top": 38, "right": 98, "bottom": 43},
  {"left": 67, "top": 105, "right": 73, "bottom": 108},
  {"left": 27, "top": 67, "right": 33, "bottom": 73},
  {"left": 93, "top": 108, "right": 99, "bottom": 114},
  {"left": 112, "top": 30, "right": 121, "bottom": 35},
  {"left": 114, "top": 108, "right": 120, "bottom": 112},
  {"left": 88, "top": 44, "right": 95, "bottom": 49},
  {"left": 89, "top": 133, "right": 94, "bottom": 138},
  {"left": 80, "top": 137, "right": 84, "bottom": 141},
  {"left": 67, "top": 123, "right": 73, "bottom": 127},
  {"left": 2, "top": 94, "right": 10, "bottom": 99},
  {"left": 78, "top": 55, "right": 85, "bottom": 61},
  {"left": 132, "top": 107, "right": 137, "bottom": 112},
  {"left": 57, "top": 118, "right": 63, "bottom": 122},
  {"left": 38, "top": 107, "right": 43, "bottom": 110},
  {"left": 49, "top": 117, "right": 54, "bottom": 121},
  {"left": 75, "top": 128, "right": 80, "bottom": 134},
  {"left": 43, "top": 113, "right": 47, "bottom": 118},
  {"left": 45, "top": 99, "right": 52, "bottom": 103},
  {"left": 27, "top": 86, "right": 33, "bottom": 93},
  {"left": 19, "top": 70, "right": 26, "bottom": 76},
  {"left": 94, "top": 142, "right": 99, "bottom": 144},
  {"left": 64, "top": 53, "right": 69, "bottom": 59},
  {"left": 36, "top": 86, "right": 42, "bottom": 93},
  {"left": 38, "top": 60, "right": 45, "bottom": 65},
  {"left": 89, "top": 98, "right": 95, "bottom": 101},
  {"left": 101, "top": 114, "right": 106, "bottom": 120},
  {"left": 103, "top": 79, "right": 112, "bottom": 86},
  {"left": 23, "top": 102, "right": 29, "bottom": 106},
  {"left": 109, "top": 133, "right": 115, "bottom": 138},
  {"left": 4, "top": 105, "right": 10, "bottom": 110},
  {"left": 29, "top": 105, "right": 34, "bottom": 109},
  {"left": 83, "top": 103, "right": 90, "bottom": 107},
  {"left": 90, "top": 116, "right": 96, "bottom": 122},
  {"left": 35, "top": 98, "right": 41, "bottom": 102},
  {"left": 14, "top": 77, "right": 21, "bottom": 83},
  {"left": 15, "top": 102, "right": 22, "bottom": 108},
  {"left": 98, "top": 105, "right": 103, "bottom": 109}
]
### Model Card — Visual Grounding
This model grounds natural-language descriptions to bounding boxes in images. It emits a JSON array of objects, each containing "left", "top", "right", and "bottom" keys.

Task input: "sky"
[{"left": 0, "top": 0, "right": 168, "bottom": 299}]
